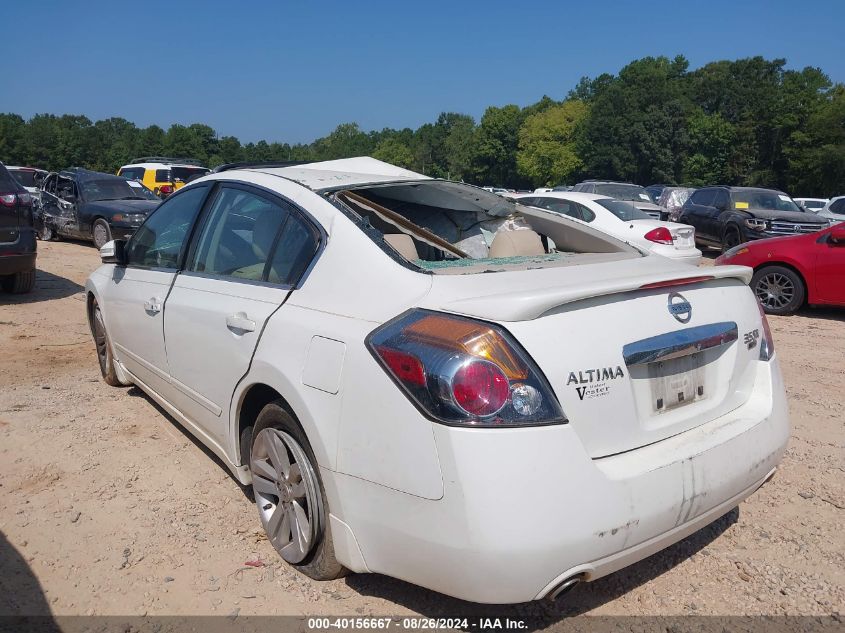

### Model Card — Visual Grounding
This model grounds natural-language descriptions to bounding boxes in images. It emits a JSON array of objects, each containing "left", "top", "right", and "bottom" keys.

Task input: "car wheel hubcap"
[
  {"left": 93, "top": 307, "right": 108, "bottom": 372},
  {"left": 756, "top": 273, "right": 794, "bottom": 309},
  {"left": 251, "top": 428, "right": 320, "bottom": 564},
  {"left": 94, "top": 224, "right": 108, "bottom": 248}
]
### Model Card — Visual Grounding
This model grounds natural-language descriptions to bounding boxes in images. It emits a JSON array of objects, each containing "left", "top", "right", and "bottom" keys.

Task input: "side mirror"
[
  {"left": 828, "top": 226, "right": 845, "bottom": 245},
  {"left": 100, "top": 239, "right": 127, "bottom": 264}
]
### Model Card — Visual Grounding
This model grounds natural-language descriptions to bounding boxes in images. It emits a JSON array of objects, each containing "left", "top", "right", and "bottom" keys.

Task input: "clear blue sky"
[{"left": 4, "top": 0, "right": 844, "bottom": 144}]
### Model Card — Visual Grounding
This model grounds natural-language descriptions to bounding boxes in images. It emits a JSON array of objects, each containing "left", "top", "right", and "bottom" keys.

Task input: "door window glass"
[
  {"left": 125, "top": 185, "right": 208, "bottom": 269},
  {"left": 188, "top": 187, "right": 287, "bottom": 281},
  {"left": 690, "top": 189, "right": 716, "bottom": 207},
  {"left": 712, "top": 190, "right": 730, "bottom": 210},
  {"left": 267, "top": 212, "right": 320, "bottom": 285},
  {"left": 830, "top": 199, "right": 845, "bottom": 215}
]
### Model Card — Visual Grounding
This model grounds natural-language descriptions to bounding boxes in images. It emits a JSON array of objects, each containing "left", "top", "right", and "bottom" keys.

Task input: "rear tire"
[
  {"left": 249, "top": 402, "right": 347, "bottom": 581},
  {"left": 752, "top": 266, "right": 805, "bottom": 315},
  {"left": 2, "top": 270, "right": 36, "bottom": 294},
  {"left": 91, "top": 299, "right": 123, "bottom": 386},
  {"left": 92, "top": 219, "right": 112, "bottom": 250}
]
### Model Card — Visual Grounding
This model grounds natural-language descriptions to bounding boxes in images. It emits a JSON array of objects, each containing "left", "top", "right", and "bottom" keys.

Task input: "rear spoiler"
[{"left": 443, "top": 265, "right": 753, "bottom": 322}]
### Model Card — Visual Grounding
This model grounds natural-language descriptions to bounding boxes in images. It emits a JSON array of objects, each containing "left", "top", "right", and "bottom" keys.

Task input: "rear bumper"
[
  {"left": 330, "top": 357, "right": 789, "bottom": 603},
  {"left": 650, "top": 244, "right": 702, "bottom": 265},
  {"left": 0, "top": 230, "right": 37, "bottom": 275}
]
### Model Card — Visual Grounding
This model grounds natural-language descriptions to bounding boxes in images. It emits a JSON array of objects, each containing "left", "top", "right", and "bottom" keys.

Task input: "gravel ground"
[{"left": 0, "top": 241, "right": 842, "bottom": 624}]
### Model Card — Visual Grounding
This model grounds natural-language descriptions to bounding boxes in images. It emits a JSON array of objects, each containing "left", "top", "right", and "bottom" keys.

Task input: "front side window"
[
  {"left": 690, "top": 189, "right": 716, "bottom": 207},
  {"left": 713, "top": 190, "right": 730, "bottom": 210},
  {"left": 125, "top": 185, "right": 209, "bottom": 269},
  {"left": 536, "top": 197, "right": 583, "bottom": 219},
  {"left": 188, "top": 187, "right": 287, "bottom": 281}
]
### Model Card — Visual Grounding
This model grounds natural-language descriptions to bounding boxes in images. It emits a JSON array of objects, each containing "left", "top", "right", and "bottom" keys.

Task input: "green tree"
[
  {"left": 517, "top": 100, "right": 588, "bottom": 187},
  {"left": 372, "top": 138, "right": 415, "bottom": 168},
  {"left": 470, "top": 104, "right": 524, "bottom": 186},
  {"left": 682, "top": 110, "right": 736, "bottom": 185},
  {"left": 578, "top": 56, "right": 692, "bottom": 184}
]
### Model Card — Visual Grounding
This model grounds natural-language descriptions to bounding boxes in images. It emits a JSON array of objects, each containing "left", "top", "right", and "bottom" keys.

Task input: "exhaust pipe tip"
[{"left": 547, "top": 575, "right": 583, "bottom": 601}]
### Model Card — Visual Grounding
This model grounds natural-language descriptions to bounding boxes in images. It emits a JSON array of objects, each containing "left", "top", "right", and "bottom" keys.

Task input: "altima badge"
[{"left": 668, "top": 292, "right": 692, "bottom": 323}]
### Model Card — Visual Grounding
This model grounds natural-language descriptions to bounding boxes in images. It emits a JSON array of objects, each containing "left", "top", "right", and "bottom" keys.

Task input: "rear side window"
[
  {"left": 188, "top": 187, "right": 287, "bottom": 282},
  {"left": 830, "top": 199, "right": 845, "bottom": 215},
  {"left": 267, "top": 212, "right": 320, "bottom": 285},
  {"left": 156, "top": 167, "right": 209, "bottom": 183},
  {"left": 535, "top": 197, "right": 595, "bottom": 222},
  {"left": 125, "top": 185, "right": 209, "bottom": 269},
  {"left": 119, "top": 167, "right": 145, "bottom": 180}
]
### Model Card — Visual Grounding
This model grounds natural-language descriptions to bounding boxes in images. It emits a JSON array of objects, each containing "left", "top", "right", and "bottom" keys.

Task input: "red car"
[{"left": 715, "top": 223, "right": 845, "bottom": 315}]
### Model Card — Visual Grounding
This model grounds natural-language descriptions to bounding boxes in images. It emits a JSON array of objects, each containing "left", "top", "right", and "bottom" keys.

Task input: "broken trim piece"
[{"left": 337, "top": 190, "right": 468, "bottom": 259}]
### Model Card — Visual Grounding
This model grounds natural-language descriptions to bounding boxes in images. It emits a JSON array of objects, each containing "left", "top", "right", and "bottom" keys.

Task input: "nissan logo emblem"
[{"left": 668, "top": 292, "right": 692, "bottom": 323}]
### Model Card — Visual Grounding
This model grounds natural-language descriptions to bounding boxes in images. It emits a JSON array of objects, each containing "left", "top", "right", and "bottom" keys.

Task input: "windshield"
[
  {"left": 732, "top": 190, "right": 801, "bottom": 213},
  {"left": 82, "top": 179, "right": 157, "bottom": 202},
  {"left": 596, "top": 199, "right": 652, "bottom": 221},
  {"left": 594, "top": 183, "right": 652, "bottom": 202},
  {"left": 9, "top": 169, "right": 39, "bottom": 187}
]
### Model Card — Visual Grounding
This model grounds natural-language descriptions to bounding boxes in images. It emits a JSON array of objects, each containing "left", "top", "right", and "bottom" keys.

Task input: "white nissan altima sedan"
[
  {"left": 86, "top": 157, "right": 788, "bottom": 604},
  {"left": 516, "top": 191, "right": 702, "bottom": 265}
]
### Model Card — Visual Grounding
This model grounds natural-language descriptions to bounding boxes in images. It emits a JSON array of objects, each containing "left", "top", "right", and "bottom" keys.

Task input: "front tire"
[
  {"left": 752, "top": 266, "right": 805, "bottom": 315},
  {"left": 721, "top": 226, "right": 742, "bottom": 252},
  {"left": 1, "top": 270, "right": 36, "bottom": 294},
  {"left": 92, "top": 219, "right": 112, "bottom": 250},
  {"left": 91, "top": 299, "right": 123, "bottom": 386},
  {"left": 249, "top": 403, "right": 347, "bottom": 580}
]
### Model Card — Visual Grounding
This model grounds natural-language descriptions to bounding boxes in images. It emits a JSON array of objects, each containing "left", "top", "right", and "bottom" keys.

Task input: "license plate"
[
  {"left": 673, "top": 236, "right": 694, "bottom": 248},
  {"left": 647, "top": 352, "right": 705, "bottom": 412}
]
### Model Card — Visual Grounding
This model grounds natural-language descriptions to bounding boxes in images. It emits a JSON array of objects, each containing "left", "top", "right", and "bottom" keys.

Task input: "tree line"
[{"left": 1, "top": 56, "right": 843, "bottom": 197}]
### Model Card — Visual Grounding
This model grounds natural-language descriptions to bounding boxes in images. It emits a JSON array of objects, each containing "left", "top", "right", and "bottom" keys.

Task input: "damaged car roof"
[{"left": 254, "top": 157, "right": 430, "bottom": 192}]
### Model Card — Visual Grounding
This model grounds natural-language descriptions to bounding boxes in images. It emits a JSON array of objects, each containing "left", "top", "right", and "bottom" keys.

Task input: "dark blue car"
[{"left": 37, "top": 168, "right": 161, "bottom": 248}]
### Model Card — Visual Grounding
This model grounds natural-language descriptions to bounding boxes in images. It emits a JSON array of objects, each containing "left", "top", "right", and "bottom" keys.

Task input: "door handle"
[
  {"left": 226, "top": 312, "right": 256, "bottom": 333},
  {"left": 144, "top": 297, "right": 162, "bottom": 314}
]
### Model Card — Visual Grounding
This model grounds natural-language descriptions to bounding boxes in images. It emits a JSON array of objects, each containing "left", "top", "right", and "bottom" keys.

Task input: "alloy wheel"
[
  {"left": 251, "top": 428, "right": 321, "bottom": 564},
  {"left": 755, "top": 272, "right": 795, "bottom": 310}
]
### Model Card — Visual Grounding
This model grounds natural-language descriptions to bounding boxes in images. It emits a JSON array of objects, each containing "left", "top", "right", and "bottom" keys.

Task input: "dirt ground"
[{"left": 0, "top": 241, "right": 842, "bottom": 622}]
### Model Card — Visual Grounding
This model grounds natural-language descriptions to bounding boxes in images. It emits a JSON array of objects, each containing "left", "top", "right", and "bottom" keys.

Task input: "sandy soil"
[{"left": 0, "top": 241, "right": 842, "bottom": 623}]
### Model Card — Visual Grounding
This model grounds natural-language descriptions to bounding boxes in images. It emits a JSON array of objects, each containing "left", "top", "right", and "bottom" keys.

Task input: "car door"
[
  {"left": 54, "top": 176, "right": 83, "bottom": 238},
  {"left": 814, "top": 228, "right": 845, "bottom": 304},
  {"left": 162, "top": 183, "right": 321, "bottom": 443},
  {"left": 102, "top": 184, "right": 211, "bottom": 399},
  {"left": 37, "top": 173, "right": 59, "bottom": 233},
  {"left": 682, "top": 189, "right": 716, "bottom": 242},
  {"left": 708, "top": 189, "right": 731, "bottom": 240}
]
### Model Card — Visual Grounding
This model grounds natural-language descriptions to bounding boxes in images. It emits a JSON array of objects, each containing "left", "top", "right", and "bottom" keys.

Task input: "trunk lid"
[{"left": 423, "top": 257, "right": 761, "bottom": 457}]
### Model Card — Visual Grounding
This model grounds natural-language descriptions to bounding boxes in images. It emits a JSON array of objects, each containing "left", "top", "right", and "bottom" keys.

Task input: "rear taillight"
[
  {"left": 0, "top": 193, "right": 18, "bottom": 207},
  {"left": 757, "top": 300, "right": 775, "bottom": 361},
  {"left": 367, "top": 310, "right": 566, "bottom": 428},
  {"left": 368, "top": 309, "right": 566, "bottom": 427},
  {"left": 159, "top": 185, "right": 174, "bottom": 196},
  {"left": 644, "top": 227, "right": 674, "bottom": 245}
]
